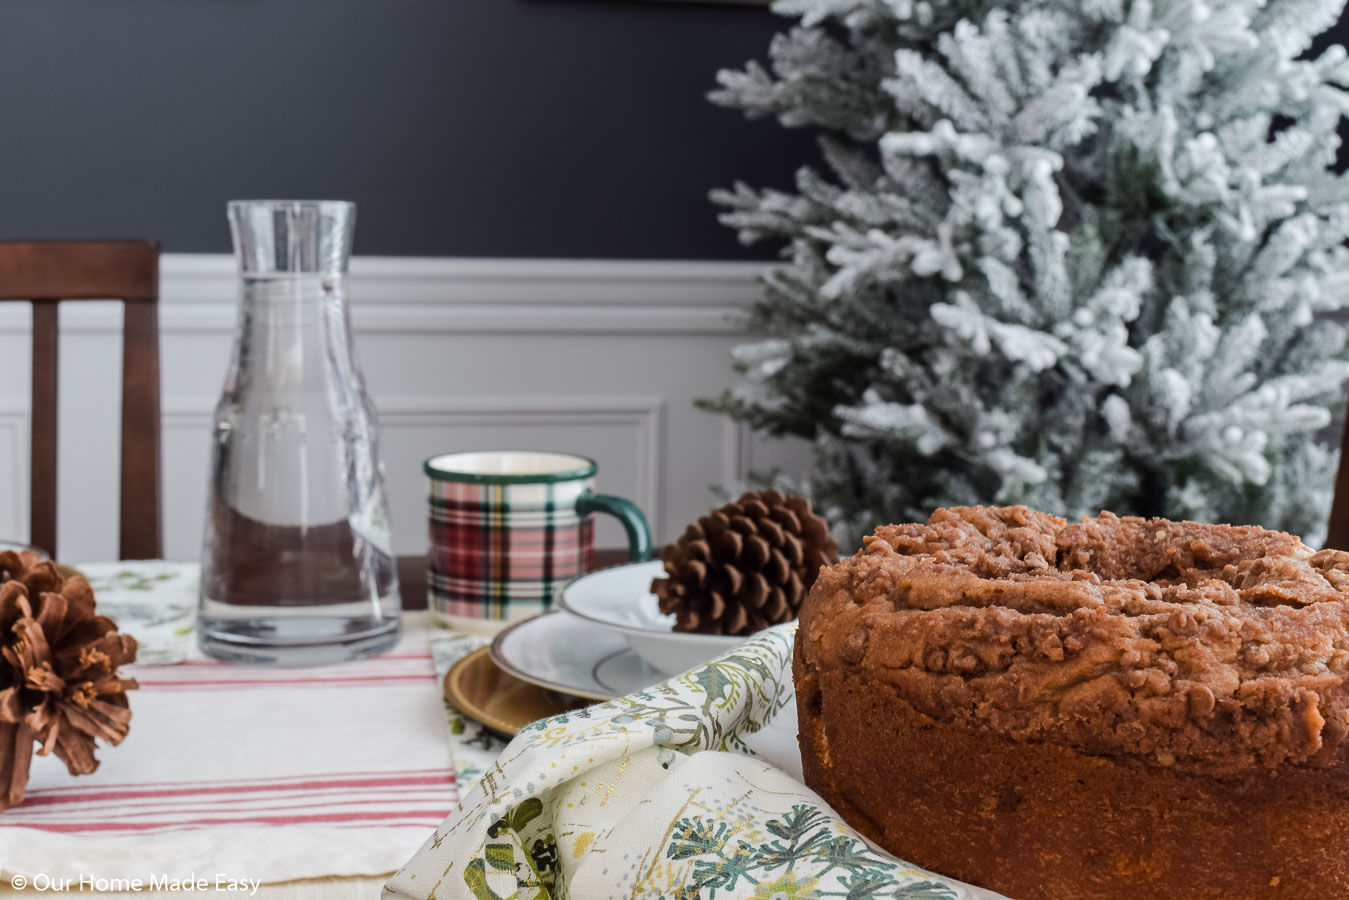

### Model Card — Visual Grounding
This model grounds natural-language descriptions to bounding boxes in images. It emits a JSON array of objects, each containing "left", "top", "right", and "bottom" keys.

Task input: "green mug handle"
[{"left": 576, "top": 493, "right": 652, "bottom": 562}]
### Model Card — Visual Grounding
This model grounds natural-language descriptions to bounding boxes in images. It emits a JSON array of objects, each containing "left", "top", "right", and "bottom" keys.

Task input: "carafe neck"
[{"left": 229, "top": 200, "right": 354, "bottom": 276}]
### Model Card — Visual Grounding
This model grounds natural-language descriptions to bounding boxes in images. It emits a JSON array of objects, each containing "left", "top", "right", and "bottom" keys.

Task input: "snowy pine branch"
[{"left": 708, "top": 0, "right": 1349, "bottom": 548}]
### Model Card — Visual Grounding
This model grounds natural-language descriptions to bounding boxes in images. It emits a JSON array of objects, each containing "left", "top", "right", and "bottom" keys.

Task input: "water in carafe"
[{"left": 197, "top": 201, "right": 400, "bottom": 665}]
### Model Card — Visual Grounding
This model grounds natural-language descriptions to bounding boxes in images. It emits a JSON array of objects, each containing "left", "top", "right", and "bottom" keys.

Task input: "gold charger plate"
[{"left": 444, "top": 646, "right": 591, "bottom": 737}]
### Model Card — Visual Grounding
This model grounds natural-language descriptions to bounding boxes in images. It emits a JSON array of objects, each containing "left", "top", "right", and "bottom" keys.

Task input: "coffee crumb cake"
[{"left": 796, "top": 505, "right": 1349, "bottom": 899}]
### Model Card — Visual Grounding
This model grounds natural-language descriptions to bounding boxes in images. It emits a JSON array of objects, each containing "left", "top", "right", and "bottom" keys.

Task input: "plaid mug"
[{"left": 424, "top": 451, "right": 652, "bottom": 625}]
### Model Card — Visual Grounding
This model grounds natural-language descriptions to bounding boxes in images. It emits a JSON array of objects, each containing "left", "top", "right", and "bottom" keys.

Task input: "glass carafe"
[{"left": 197, "top": 200, "right": 400, "bottom": 666}]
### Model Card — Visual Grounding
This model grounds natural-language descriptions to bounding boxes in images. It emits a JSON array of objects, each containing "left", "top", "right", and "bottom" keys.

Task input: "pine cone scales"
[
  {"left": 0, "top": 551, "right": 138, "bottom": 810},
  {"left": 653, "top": 490, "right": 839, "bottom": 636}
]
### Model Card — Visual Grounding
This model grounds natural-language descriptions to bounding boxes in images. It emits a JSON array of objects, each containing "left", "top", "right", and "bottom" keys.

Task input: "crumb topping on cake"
[{"left": 800, "top": 506, "right": 1349, "bottom": 776}]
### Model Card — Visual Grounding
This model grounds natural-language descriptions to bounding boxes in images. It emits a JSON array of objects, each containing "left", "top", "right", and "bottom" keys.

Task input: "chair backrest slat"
[
  {"left": 0, "top": 241, "right": 158, "bottom": 301},
  {"left": 0, "top": 240, "right": 162, "bottom": 560},
  {"left": 1329, "top": 414, "right": 1349, "bottom": 550},
  {"left": 29, "top": 301, "right": 59, "bottom": 557},
  {"left": 119, "top": 299, "right": 162, "bottom": 560}
]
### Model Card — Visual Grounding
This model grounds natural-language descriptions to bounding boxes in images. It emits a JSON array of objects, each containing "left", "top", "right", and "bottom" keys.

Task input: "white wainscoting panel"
[
  {"left": 0, "top": 255, "right": 812, "bottom": 562},
  {"left": 0, "top": 405, "right": 27, "bottom": 542}
]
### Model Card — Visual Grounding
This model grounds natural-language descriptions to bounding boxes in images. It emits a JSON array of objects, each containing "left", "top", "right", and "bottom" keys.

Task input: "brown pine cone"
[
  {"left": 652, "top": 489, "right": 839, "bottom": 636},
  {"left": 0, "top": 550, "right": 138, "bottom": 810}
]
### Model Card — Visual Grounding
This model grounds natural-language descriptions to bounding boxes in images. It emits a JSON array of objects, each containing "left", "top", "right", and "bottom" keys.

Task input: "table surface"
[{"left": 396, "top": 548, "right": 635, "bottom": 610}]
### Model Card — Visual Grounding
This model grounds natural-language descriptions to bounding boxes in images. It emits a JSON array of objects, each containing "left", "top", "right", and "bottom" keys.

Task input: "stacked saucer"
[
  {"left": 448, "top": 562, "right": 746, "bottom": 735},
  {"left": 494, "top": 561, "right": 742, "bottom": 698}
]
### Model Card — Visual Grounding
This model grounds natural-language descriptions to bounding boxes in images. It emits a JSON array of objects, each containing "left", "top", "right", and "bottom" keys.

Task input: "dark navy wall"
[
  {"left": 3, "top": 3, "right": 1345, "bottom": 258},
  {"left": 0, "top": 0, "right": 812, "bottom": 258}
]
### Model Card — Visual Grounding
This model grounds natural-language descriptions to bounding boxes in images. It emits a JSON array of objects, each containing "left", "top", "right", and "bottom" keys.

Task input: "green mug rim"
[{"left": 423, "top": 450, "right": 599, "bottom": 485}]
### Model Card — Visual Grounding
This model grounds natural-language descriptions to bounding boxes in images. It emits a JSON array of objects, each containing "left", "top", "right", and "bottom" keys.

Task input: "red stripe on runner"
[
  {"left": 126, "top": 653, "right": 433, "bottom": 670},
  {"left": 23, "top": 768, "right": 455, "bottom": 793},
  {"left": 133, "top": 667, "right": 433, "bottom": 678},
  {"left": 10, "top": 786, "right": 456, "bottom": 818},
  {"left": 16, "top": 809, "right": 456, "bottom": 832},
  {"left": 133, "top": 675, "right": 433, "bottom": 687},
  {"left": 6, "top": 795, "right": 458, "bottom": 823},
  {"left": 17, "top": 775, "right": 456, "bottom": 807}
]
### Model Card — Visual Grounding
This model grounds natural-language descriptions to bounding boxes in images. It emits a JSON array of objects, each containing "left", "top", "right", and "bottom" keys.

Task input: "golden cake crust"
[{"left": 795, "top": 505, "right": 1349, "bottom": 899}]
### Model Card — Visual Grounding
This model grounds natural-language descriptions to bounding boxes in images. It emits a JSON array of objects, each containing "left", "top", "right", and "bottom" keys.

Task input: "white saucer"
[
  {"left": 555, "top": 561, "right": 744, "bottom": 674},
  {"left": 490, "top": 611, "right": 667, "bottom": 701}
]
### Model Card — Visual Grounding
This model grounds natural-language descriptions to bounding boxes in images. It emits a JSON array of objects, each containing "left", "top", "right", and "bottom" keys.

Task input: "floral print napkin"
[
  {"left": 385, "top": 625, "right": 997, "bottom": 900},
  {"left": 429, "top": 632, "right": 510, "bottom": 792},
  {"left": 80, "top": 561, "right": 200, "bottom": 664}
]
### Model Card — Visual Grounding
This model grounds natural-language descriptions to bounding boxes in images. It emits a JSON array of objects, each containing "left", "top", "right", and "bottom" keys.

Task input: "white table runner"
[{"left": 0, "top": 563, "right": 458, "bottom": 887}]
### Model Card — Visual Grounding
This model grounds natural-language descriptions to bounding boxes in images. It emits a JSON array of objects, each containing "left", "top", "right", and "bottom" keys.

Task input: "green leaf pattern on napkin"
[
  {"left": 665, "top": 803, "right": 962, "bottom": 900},
  {"left": 81, "top": 561, "right": 199, "bottom": 664}
]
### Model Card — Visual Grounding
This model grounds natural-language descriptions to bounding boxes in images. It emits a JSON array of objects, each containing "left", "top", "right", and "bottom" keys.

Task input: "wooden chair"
[
  {"left": 1332, "top": 417, "right": 1349, "bottom": 550},
  {"left": 0, "top": 241, "right": 162, "bottom": 560},
  {"left": 1327, "top": 420, "right": 1349, "bottom": 550}
]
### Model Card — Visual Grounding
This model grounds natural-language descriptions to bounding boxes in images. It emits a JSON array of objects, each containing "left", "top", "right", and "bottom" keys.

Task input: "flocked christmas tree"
[{"left": 707, "top": 0, "right": 1349, "bottom": 548}]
